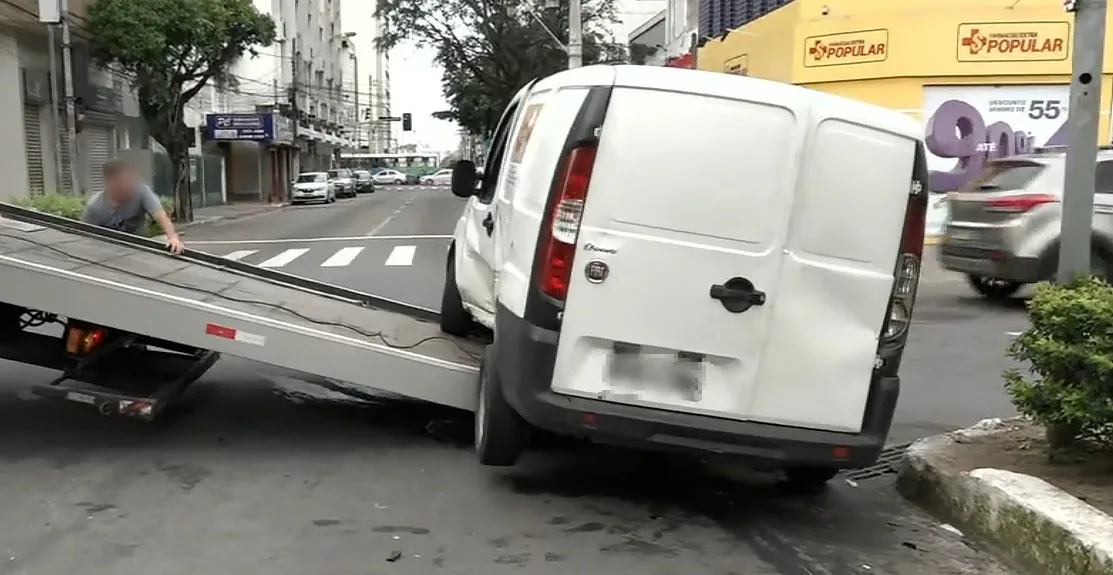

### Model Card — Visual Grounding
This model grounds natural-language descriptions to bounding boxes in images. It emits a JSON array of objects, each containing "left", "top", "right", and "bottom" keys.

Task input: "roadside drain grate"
[{"left": 841, "top": 442, "right": 912, "bottom": 481}]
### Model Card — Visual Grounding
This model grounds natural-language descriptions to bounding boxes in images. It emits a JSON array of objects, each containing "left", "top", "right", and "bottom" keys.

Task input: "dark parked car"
[{"left": 353, "top": 170, "right": 375, "bottom": 193}]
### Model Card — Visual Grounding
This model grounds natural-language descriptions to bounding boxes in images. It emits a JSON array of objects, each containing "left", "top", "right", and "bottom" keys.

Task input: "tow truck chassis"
[{"left": 0, "top": 304, "right": 220, "bottom": 420}]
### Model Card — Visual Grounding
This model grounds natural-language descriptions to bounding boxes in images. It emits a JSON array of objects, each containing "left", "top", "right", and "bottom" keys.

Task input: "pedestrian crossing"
[{"left": 213, "top": 243, "right": 437, "bottom": 269}]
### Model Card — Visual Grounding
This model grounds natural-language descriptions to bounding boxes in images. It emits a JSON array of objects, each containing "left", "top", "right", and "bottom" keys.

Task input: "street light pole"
[{"left": 1059, "top": 0, "right": 1108, "bottom": 282}]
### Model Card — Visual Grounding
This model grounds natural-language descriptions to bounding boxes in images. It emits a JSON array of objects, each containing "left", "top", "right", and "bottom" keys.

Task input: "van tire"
[
  {"left": 782, "top": 466, "right": 838, "bottom": 492},
  {"left": 440, "top": 253, "right": 473, "bottom": 336},
  {"left": 475, "top": 344, "right": 530, "bottom": 466}
]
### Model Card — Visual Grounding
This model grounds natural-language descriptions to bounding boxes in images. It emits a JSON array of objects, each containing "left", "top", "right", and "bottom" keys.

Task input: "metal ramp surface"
[{"left": 0, "top": 202, "right": 483, "bottom": 411}]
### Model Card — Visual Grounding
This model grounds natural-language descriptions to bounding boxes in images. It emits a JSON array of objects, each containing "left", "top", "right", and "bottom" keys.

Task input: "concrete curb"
[{"left": 897, "top": 417, "right": 1113, "bottom": 575}]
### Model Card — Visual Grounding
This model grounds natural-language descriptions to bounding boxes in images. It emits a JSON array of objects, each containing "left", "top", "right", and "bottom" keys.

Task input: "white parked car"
[
  {"left": 371, "top": 169, "right": 407, "bottom": 185},
  {"left": 440, "top": 65, "right": 927, "bottom": 490},
  {"left": 290, "top": 172, "right": 336, "bottom": 205},
  {"left": 421, "top": 169, "right": 453, "bottom": 185}
]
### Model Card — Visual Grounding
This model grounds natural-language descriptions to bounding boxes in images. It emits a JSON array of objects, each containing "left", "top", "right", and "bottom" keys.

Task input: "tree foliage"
[
  {"left": 86, "top": 0, "right": 276, "bottom": 219},
  {"left": 376, "top": 0, "right": 626, "bottom": 138}
]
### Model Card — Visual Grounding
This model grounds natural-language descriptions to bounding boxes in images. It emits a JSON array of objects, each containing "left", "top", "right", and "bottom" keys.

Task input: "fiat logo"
[{"left": 584, "top": 260, "right": 609, "bottom": 283}]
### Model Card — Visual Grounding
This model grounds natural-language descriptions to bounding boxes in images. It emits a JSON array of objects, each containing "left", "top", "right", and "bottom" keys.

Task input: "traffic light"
[
  {"left": 402, "top": 112, "right": 412, "bottom": 131},
  {"left": 363, "top": 108, "right": 371, "bottom": 121}
]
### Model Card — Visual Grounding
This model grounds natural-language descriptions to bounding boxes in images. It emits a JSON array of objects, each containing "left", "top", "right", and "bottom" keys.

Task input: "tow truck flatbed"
[{"left": 0, "top": 202, "right": 482, "bottom": 412}]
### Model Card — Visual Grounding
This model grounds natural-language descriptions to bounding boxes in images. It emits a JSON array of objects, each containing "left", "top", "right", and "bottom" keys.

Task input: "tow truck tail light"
[
  {"left": 539, "top": 144, "right": 598, "bottom": 300},
  {"left": 65, "top": 324, "right": 109, "bottom": 355}
]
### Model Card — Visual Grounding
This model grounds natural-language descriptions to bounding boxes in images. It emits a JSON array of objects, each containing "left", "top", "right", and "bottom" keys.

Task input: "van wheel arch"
[{"left": 440, "top": 246, "right": 474, "bottom": 336}]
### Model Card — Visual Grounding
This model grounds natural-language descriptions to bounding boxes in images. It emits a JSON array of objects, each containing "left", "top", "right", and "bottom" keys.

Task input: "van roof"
[{"left": 532, "top": 65, "right": 923, "bottom": 141}]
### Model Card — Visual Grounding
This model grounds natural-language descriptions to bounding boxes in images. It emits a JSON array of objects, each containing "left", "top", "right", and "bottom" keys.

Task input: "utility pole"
[
  {"left": 568, "top": 0, "right": 583, "bottom": 68},
  {"left": 351, "top": 54, "right": 360, "bottom": 151},
  {"left": 46, "top": 24, "right": 64, "bottom": 192},
  {"left": 59, "top": 0, "right": 81, "bottom": 194},
  {"left": 1059, "top": 0, "right": 1107, "bottom": 283},
  {"left": 289, "top": 37, "right": 300, "bottom": 175}
]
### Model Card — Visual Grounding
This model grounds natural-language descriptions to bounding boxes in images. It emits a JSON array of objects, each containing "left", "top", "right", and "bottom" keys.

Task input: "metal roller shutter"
[
  {"left": 23, "top": 104, "right": 44, "bottom": 195},
  {"left": 83, "top": 125, "right": 114, "bottom": 194}
]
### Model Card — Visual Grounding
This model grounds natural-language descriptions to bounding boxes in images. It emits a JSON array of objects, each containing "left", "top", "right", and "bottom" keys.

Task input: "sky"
[{"left": 389, "top": 0, "right": 666, "bottom": 153}]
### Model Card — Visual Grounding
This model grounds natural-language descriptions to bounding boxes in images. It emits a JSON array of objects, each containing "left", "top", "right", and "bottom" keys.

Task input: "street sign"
[
  {"left": 206, "top": 113, "right": 276, "bottom": 141},
  {"left": 378, "top": 116, "right": 401, "bottom": 121}
]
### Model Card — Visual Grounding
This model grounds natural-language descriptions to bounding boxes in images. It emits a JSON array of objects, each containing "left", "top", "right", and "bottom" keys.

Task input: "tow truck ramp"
[{"left": 0, "top": 202, "right": 483, "bottom": 412}]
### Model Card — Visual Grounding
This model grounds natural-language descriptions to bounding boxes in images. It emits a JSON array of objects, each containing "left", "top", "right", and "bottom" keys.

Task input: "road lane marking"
[
  {"left": 366, "top": 197, "right": 418, "bottom": 236},
  {"left": 223, "top": 250, "right": 258, "bottom": 261},
  {"left": 385, "top": 245, "right": 416, "bottom": 266},
  {"left": 321, "top": 247, "right": 364, "bottom": 267},
  {"left": 187, "top": 234, "right": 451, "bottom": 245},
  {"left": 258, "top": 248, "right": 309, "bottom": 267}
]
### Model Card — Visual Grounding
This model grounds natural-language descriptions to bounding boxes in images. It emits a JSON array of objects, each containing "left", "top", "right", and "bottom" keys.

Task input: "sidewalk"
[
  {"left": 898, "top": 418, "right": 1113, "bottom": 575},
  {"left": 185, "top": 201, "right": 287, "bottom": 227}
]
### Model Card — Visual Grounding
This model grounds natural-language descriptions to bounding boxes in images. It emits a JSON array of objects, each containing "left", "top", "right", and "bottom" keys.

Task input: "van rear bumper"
[{"left": 494, "top": 305, "right": 899, "bottom": 469}]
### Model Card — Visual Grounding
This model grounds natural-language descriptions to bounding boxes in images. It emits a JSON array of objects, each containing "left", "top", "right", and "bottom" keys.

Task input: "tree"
[
  {"left": 86, "top": 0, "right": 276, "bottom": 221},
  {"left": 376, "top": 0, "right": 626, "bottom": 138}
]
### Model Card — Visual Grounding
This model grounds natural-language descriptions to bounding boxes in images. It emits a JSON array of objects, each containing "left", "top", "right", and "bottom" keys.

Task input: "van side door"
[{"left": 456, "top": 82, "right": 536, "bottom": 325}]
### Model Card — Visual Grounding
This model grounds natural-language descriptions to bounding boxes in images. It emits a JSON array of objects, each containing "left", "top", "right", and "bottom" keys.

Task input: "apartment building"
[
  {"left": 339, "top": 0, "right": 391, "bottom": 154},
  {"left": 0, "top": 0, "right": 147, "bottom": 202},
  {"left": 190, "top": 0, "right": 360, "bottom": 204}
]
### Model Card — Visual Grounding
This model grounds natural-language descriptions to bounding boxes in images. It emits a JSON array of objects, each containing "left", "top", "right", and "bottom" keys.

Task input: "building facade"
[
  {"left": 191, "top": 0, "right": 360, "bottom": 205},
  {"left": 664, "top": 0, "right": 699, "bottom": 66},
  {"left": 696, "top": 0, "right": 1111, "bottom": 192},
  {"left": 629, "top": 10, "right": 667, "bottom": 66},
  {"left": 0, "top": 0, "right": 147, "bottom": 202},
  {"left": 340, "top": 0, "right": 392, "bottom": 154}
]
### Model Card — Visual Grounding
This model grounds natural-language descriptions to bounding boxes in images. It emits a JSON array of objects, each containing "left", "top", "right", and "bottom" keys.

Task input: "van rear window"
[{"left": 968, "top": 161, "right": 1046, "bottom": 191}]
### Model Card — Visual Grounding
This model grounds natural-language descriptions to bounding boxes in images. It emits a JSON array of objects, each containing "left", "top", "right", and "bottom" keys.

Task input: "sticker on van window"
[{"left": 510, "top": 103, "right": 544, "bottom": 163}]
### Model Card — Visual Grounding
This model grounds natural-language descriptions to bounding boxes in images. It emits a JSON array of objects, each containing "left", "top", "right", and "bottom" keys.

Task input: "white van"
[{"left": 440, "top": 65, "right": 928, "bottom": 488}]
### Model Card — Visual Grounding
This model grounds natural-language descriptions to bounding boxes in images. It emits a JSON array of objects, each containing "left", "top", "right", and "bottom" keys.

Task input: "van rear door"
[{"left": 548, "top": 74, "right": 915, "bottom": 433}]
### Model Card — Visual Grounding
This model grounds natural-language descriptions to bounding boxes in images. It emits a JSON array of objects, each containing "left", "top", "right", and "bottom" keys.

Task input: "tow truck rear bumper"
[{"left": 493, "top": 305, "right": 899, "bottom": 469}]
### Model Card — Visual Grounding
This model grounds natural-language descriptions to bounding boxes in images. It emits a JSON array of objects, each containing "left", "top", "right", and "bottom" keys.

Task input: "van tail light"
[
  {"left": 65, "top": 324, "right": 109, "bottom": 355},
  {"left": 884, "top": 182, "right": 928, "bottom": 342},
  {"left": 985, "top": 193, "right": 1058, "bottom": 213},
  {"left": 539, "top": 144, "right": 599, "bottom": 300}
]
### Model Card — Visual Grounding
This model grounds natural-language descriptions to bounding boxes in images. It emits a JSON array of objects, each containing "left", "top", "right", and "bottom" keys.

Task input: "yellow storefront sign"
[
  {"left": 803, "top": 29, "right": 889, "bottom": 68},
  {"left": 956, "top": 22, "right": 1070, "bottom": 62}
]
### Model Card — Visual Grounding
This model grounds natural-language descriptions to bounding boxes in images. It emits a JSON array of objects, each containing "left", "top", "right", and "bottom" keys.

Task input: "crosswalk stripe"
[
  {"left": 223, "top": 250, "right": 258, "bottom": 261},
  {"left": 321, "top": 247, "right": 364, "bottom": 267},
  {"left": 258, "top": 248, "right": 310, "bottom": 267},
  {"left": 385, "top": 245, "right": 416, "bottom": 266}
]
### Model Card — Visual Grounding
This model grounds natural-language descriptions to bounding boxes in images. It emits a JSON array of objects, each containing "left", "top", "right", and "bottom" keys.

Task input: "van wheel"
[
  {"left": 475, "top": 344, "right": 530, "bottom": 466},
  {"left": 440, "top": 254, "right": 474, "bottom": 336},
  {"left": 966, "top": 275, "right": 1021, "bottom": 300},
  {"left": 782, "top": 466, "right": 839, "bottom": 493}
]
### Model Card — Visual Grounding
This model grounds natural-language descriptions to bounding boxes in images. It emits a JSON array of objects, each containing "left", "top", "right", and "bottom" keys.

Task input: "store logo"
[
  {"left": 804, "top": 29, "right": 888, "bottom": 67},
  {"left": 724, "top": 54, "right": 748, "bottom": 75},
  {"left": 957, "top": 22, "right": 1070, "bottom": 62}
]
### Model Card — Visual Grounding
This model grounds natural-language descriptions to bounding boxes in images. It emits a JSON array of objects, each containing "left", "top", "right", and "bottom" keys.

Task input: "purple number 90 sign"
[{"left": 924, "top": 99, "right": 1036, "bottom": 191}]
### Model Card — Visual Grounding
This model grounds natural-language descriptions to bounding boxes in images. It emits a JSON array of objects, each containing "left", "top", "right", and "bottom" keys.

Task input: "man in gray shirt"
[{"left": 82, "top": 158, "right": 185, "bottom": 253}]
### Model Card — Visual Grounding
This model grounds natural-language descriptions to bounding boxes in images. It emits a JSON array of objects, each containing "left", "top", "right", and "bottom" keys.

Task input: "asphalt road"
[{"left": 0, "top": 185, "right": 1023, "bottom": 574}]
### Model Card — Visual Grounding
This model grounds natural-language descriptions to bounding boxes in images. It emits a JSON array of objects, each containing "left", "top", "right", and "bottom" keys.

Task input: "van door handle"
[
  {"left": 709, "top": 277, "right": 766, "bottom": 313},
  {"left": 482, "top": 213, "right": 494, "bottom": 235}
]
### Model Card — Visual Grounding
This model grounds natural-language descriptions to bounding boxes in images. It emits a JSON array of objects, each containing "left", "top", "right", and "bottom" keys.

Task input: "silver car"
[
  {"left": 327, "top": 168, "right": 357, "bottom": 198},
  {"left": 938, "top": 149, "right": 1113, "bottom": 299}
]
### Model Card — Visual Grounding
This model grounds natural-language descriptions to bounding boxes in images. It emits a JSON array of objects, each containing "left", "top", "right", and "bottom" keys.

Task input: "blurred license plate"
[{"left": 605, "top": 347, "right": 703, "bottom": 402}]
